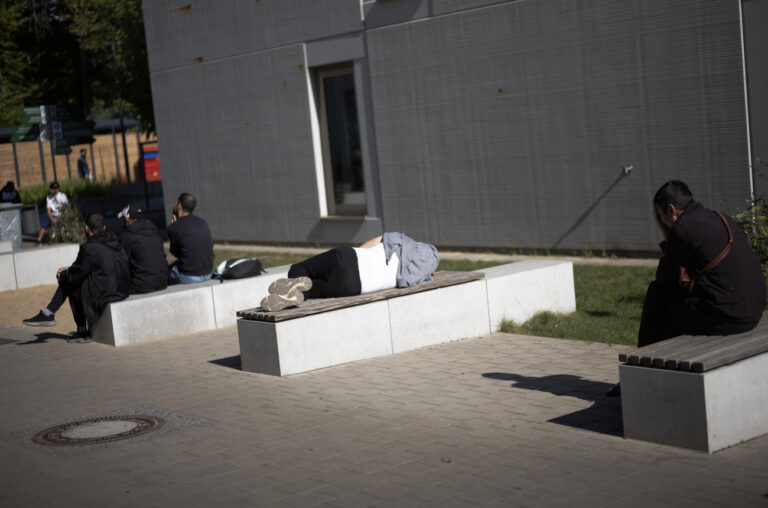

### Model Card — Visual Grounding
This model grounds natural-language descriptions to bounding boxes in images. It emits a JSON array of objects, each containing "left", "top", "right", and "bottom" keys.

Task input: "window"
[{"left": 317, "top": 65, "right": 366, "bottom": 216}]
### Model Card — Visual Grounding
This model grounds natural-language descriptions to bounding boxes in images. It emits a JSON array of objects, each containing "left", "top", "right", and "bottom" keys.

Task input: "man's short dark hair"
[
  {"left": 85, "top": 212, "right": 105, "bottom": 232},
  {"left": 50, "top": 181, "right": 60, "bottom": 189},
  {"left": 177, "top": 193, "right": 196, "bottom": 213},
  {"left": 653, "top": 180, "right": 693, "bottom": 210},
  {"left": 80, "top": 148, "right": 86, "bottom": 155}
]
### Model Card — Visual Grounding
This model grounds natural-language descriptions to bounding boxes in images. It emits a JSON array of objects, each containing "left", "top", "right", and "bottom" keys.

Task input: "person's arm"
[
  {"left": 59, "top": 246, "right": 92, "bottom": 286},
  {"left": 359, "top": 235, "right": 383, "bottom": 249},
  {"left": 167, "top": 223, "right": 181, "bottom": 258}
]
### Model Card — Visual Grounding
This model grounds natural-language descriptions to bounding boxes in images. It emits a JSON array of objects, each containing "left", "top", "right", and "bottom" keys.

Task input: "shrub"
[
  {"left": 50, "top": 204, "right": 86, "bottom": 244},
  {"left": 19, "top": 179, "right": 111, "bottom": 208},
  {"left": 733, "top": 195, "right": 768, "bottom": 274}
]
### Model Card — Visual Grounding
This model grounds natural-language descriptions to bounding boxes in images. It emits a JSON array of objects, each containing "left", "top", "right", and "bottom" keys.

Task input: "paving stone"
[{"left": 1, "top": 326, "right": 767, "bottom": 505}]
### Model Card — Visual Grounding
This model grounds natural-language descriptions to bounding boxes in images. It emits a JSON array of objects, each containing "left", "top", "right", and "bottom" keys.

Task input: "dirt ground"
[{"left": 0, "top": 284, "right": 78, "bottom": 336}]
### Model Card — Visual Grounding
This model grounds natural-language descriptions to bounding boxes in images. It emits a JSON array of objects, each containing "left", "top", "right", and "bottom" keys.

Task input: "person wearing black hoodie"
[
  {"left": 22, "top": 212, "right": 131, "bottom": 342},
  {"left": 118, "top": 203, "right": 168, "bottom": 294}
]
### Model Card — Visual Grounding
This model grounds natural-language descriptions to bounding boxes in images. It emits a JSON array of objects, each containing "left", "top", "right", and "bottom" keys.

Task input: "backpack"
[{"left": 214, "top": 258, "right": 265, "bottom": 281}]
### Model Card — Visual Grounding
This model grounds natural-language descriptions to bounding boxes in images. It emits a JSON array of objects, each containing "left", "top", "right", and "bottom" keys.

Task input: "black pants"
[
  {"left": 637, "top": 280, "right": 759, "bottom": 347},
  {"left": 288, "top": 246, "right": 361, "bottom": 298},
  {"left": 47, "top": 282, "right": 88, "bottom": 329}
]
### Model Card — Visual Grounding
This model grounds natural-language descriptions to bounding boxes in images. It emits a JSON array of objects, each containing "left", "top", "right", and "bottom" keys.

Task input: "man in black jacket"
[
  {"left": 166, "top": 192, "right": 214, "bottom": 284},
  {"left": 607, "top": 180, "right": 765, "bottom": 397},
  {"left": 22, "top": 213, "right": 131, "bottom": 342},
  {"left": 118, "top": 203, "right": 168, "bottom": 294},
  {"left": 638, "top": 180, "right": 766, "bottom": 346}
]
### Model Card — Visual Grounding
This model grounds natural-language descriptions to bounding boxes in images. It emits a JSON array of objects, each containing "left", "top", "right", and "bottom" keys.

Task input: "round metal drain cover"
[{"left": 32, "top": 415, "right": 165, "bottom": 446}]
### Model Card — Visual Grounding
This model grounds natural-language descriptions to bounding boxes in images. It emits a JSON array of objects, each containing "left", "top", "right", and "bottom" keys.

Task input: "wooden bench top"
[
  {"left": 618, "top": 312, "right": 768, "bottom": 373},
  {"left": 237, "top": 271, "right": 485, "bottom": 323}
]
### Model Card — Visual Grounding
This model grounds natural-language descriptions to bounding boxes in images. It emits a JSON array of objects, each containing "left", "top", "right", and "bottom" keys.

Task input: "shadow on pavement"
[
  {"left": 483, "top": 372, "right": 623, "bottom": 437},
  {"left": 209, "top": 355, "right": 242, "bottom": 371},
  {"left": 16, "top": 332, "right": 72, "bottom": 345}
]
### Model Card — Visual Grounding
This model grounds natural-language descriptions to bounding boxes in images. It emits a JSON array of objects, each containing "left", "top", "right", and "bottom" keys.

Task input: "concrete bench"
[
  {"left": 92, "top": 265, "right": 290, "bottom": 346},
  {"left": 236, "top": 260, "right": 576, "bottom": 376},
  {"left": 618, "top": 313, "right": 768, "bottom": 452},
  {"left": 0, "top": 244, "right": 80, "bottom": 291}
]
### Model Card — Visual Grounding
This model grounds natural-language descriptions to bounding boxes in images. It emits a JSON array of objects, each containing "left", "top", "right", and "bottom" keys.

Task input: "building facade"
[{"left": 143, "top": 0, "right": 766, "bottom": 252}]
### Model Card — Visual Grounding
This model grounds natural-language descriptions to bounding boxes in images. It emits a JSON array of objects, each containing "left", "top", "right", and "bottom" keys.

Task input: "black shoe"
[
  {"left": 67, "top": 329, "right": 92, "bottom": 344},
  {"left": 22, "top": 310, "right": 56, "bottom": 327},
  {"left": 605, "top": 383, "right": 621, "bottom": 398}
]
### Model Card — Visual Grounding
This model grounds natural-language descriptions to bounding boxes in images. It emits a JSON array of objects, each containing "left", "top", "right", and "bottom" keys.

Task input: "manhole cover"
[{"left": 32, "top": 415, "right": 165, "bottom": 446}]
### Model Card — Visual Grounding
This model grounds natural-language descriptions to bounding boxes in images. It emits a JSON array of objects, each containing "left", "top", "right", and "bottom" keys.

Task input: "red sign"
[{"left": 142, "top": 145, "right": 161, "bottom": 182}]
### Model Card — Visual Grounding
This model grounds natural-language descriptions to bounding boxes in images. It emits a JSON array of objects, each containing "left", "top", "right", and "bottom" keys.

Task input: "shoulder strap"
[{"left": 689, "top": 211, "right": 734, "bottom": 290}]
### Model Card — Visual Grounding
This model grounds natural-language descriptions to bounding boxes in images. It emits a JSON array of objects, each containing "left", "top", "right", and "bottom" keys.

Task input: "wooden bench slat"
[
  {"left": 627, "top": 334, "right": 723, "bottom": 366},
  {"left": 237, "top": 271, "right": 485, "bottom": 323},
  {"left": 680, "top": 335, "right": 768, "bottom": 372},
  {"left": 619, "top": 312, "right": 768, "bottom": 373}
]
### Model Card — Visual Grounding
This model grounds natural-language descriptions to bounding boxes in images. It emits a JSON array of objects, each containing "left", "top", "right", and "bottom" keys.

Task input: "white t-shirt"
[
  {"left": 46, "top": 192, "right": 68, "bottom": 217},
  {"left": 353, "top": 242, "right": 399, "bottom": 294}
]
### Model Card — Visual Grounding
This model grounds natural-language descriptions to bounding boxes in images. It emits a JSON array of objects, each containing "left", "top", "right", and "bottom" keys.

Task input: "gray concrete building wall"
[{"left": 143, "top": 0, "right": 758, "bottom": 251}]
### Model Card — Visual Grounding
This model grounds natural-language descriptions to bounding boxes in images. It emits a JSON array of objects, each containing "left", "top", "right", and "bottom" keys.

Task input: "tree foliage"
[{"left": 0, "top": 0, "right": 154, "bottom": 133}]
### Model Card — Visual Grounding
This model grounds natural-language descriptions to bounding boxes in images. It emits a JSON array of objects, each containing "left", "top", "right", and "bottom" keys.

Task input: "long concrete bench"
[
  {"left": 618, "top": 313, "right": 768, "bottom": 453},
  {"left": 236, "top": 260, "right": 576, "bottom": 376},
  {"left": 0, "top": 244, "right": 80, "bottom": 291},
  {"left": 92, "top": 265, "right": 290, "bottom": 346}
]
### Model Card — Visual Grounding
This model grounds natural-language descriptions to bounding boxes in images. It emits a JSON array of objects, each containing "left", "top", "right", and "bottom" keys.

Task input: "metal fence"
[{"left": 0, "top": 131, "right": 157, "bottom": 189}]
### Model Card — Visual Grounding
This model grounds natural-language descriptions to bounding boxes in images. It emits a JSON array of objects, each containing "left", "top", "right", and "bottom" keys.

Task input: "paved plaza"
[{"left": 1, "top": 323, "right": 767, "bottom": 507}]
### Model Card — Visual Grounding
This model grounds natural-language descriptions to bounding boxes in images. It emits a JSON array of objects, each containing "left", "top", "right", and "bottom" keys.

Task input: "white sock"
[{"left": 42, "top": 308, "right": 54, "bottom": 317}]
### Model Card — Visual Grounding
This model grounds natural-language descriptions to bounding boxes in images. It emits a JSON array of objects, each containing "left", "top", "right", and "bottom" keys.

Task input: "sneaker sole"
[
  {"left": 268, "top": 277, "right": 312, "bottom": 297},
  {"left": 22, "top": 320, "right": 56, "bottom": 327},
  {"left": 67, "top": 337, "right": 92, "bottom": 344},
  {"left": 260, "top": 292, "right": 304, "bottom": 312}
]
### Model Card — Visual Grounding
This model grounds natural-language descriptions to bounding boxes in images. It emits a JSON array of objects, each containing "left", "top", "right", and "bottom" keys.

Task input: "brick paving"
[{"left": 1, "top": 323, "right": 767, "bottom": 507}]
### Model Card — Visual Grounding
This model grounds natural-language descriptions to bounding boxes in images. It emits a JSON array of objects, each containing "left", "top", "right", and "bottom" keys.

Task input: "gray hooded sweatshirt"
[{"left": 382, "top": 232, "right": 440, "bottom": 288}]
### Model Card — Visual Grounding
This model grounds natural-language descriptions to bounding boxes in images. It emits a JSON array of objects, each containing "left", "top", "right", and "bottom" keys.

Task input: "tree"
[{"left": 0, "top": 0, "right": 154, "bottom": 133}]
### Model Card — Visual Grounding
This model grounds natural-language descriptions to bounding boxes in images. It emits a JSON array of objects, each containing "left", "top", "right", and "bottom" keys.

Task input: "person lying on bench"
[
  {"left": 260, "top": 232, "right": 439, "bottom": 311},
  {"left": 607, "top": 180, "right": 766, "bottom": 397}
]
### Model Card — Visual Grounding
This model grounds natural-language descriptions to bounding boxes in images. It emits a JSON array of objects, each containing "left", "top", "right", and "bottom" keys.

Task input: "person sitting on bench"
[
  {"left": 261, "top": 232, "right": 439, "bottom": 311},
  {"left": 167, "top": 192, "right": 214, "bottom": 285},
  {"left": 22, "top": 212, "right": 131, "bottom": 342},
  {"left": 607, "top": 180, "right": 766, "bottom": 396}
]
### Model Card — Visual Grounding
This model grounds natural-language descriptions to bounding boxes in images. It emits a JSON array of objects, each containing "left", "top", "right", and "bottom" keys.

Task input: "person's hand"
[
  {"left": 56, "top": 267, "right": 67, "bottom": 280},
  {"left": 170, "top": 213, "right": 177, "bottom": 223}
]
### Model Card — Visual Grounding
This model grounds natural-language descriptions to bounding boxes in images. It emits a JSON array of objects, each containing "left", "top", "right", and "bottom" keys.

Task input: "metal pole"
[
  {"left": 738, "top": 0, "right": 756, "bottom": 218},
  {"left": 37, "top": 138, "right": 46, "bottom": 183},
  {"left": 66, "top": 152, "right": 72, "bottom": 179},
  {"left": 12, "top": 142, "right": 21, "bottom": 186},
  {"left": 119, "top": 101, "right": 131, "bottom": 183},
  {"left": 44, "top": 106, "right": 58, "bottom": 182},
  {"left": 89, "top": 143, "right": 96, "bottom": 181},
  {"left": 112, "top": 127, "right": 121, "bottom": 180}
]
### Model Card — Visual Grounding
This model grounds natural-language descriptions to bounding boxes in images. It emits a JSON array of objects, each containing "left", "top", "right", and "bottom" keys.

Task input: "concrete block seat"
[
  {"left": 618, "top": 313, "right": 768, "bottom": 452},
  {"left": 236, "top": 260, "right": 577, "bottom": 376},
  {"left": 92, "top": 265, "right": 290, "bottom": 346},
  {"left": 1, "top": 243, "right": 80, "bottom": 290}
]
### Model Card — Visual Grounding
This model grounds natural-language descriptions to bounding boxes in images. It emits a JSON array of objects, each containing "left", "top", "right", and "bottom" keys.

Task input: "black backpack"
[{"left": 214, "top": 258, "right": 265, "bottom": 281}]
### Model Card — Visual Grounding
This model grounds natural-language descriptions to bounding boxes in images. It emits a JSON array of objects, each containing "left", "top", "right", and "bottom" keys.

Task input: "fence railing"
[{"left": 0, "top": 132, "right": 158, "bottom": 189}]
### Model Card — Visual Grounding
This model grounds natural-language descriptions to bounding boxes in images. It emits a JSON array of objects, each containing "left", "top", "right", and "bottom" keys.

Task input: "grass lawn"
[
  {"left": 499, "top": 264, "right": 655, "bottom": 346},
  {"left": 212, "top": 250, "right": 309, "bottom": 270}
]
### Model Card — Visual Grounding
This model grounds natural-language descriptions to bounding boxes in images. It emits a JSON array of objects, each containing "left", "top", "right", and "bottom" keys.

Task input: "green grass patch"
[
  {"left": 437, "top": 258, "right": 507, "bottom": 272},
  {"left": 499, "top": 264, "right": 655, "bottom": 346},
  {"left": 212, "top": 250, "right": 309, "bottom": 271}
]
